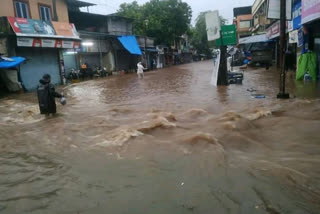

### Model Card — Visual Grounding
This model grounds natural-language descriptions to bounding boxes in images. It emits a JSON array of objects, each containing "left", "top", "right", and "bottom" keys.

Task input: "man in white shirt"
[{"left": 137, "top": 62, "right": 146, "bottom": 78}]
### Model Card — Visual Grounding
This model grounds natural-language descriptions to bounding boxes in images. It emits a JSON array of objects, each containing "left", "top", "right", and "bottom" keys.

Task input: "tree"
[
  {"left": 118, "top": 0, "right": 192, "bottom": 46},
  {"left": 190, "top": 11, "right": 227, "bottom": 57},
  {"left": 118, "top": 1, "right": 145, "bottom": 35}
]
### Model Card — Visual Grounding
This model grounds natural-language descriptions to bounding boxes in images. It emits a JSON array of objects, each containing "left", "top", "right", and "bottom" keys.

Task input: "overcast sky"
[{"left": 80, "top": 0, "right": 255, "bottom": 25}]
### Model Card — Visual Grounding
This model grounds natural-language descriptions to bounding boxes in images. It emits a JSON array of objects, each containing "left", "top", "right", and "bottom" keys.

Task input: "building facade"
[
  {"left": 233, "top": 6, "right": 253, "bottom": 39},
  {"left": 251, "top": 0, "right": 271, "bottom": 34},
  {"left": 0, "top": 0, "right": 89, "bottom": 91},
  {"left": 0, "top": 0, "right": 69, "bottom": 22},
  {"left": 68, "top": 11, "right": 142, "bottom": 74}
]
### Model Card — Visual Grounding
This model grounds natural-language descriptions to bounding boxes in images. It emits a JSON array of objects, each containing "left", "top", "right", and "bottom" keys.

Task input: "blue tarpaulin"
[
  {"left": 0, "top": 57, "right": 26, "bottom": 69},
  {"left": 117, "top": 36, "right": 142, "bottom": 55}
]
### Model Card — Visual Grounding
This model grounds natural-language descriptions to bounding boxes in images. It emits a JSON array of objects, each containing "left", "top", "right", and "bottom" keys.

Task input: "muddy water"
[{"left": 0, "top": 60, "right": 320, "bottom": 214}]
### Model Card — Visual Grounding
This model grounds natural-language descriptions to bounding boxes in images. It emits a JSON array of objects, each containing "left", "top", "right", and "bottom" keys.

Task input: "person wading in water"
[
  {"left": 137, "top": 62, "right": 146, "bottom": 78},
  {"left": 37, "top": 74, "right": 64, "bottom": 116}
]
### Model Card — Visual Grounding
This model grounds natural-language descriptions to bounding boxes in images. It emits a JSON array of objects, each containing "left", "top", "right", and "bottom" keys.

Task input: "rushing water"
[{"left": 0, "top": 60, "right": 320, "bottom": 214}]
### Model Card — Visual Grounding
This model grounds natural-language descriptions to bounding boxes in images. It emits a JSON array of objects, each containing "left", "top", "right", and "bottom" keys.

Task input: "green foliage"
[
  {"left": 118, "top": 0, "right": 192, "bottom": 46},
  {"left": 190, "top": 12, "right": 227, "bottom": 56}
]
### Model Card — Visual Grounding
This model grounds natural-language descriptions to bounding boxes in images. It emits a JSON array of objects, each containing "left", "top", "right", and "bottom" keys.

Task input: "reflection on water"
[{"left": 0, "top": 61, "right": 320, "bottom": 214}]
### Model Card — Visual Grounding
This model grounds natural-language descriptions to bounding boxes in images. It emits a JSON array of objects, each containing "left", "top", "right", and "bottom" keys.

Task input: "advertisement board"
[
  {"left": 301, "top": 0, "right": 320, "bottom": 24},
  {"left": 267, "top": 0, "right": 292, "bottom": 20},
  {"left": 51, "top": 22, "right": 79, "bottom": 38},
  {"left": 8, "top": 17, "right": 55, "bottom": 36},
  {"left": 8, "top": 17, "right": 80, "bottom": 40},
  {"left": 289, "top": 30, "right": 298, "bottom": 43},
  {"left": 205, "top": 11, "right": 221, "bottom": 41},
  {"left": 292, "top": 1, "right": 302, "bottom": 30}
]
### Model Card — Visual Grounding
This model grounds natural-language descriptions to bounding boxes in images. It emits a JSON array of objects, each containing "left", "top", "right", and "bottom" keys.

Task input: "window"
[
  {"left": 239, "top": 20, "right": 251, "bottom": 29},
  {"left": 14, "top": 0, "right": 30, "bottom": 18},
  {"left": 39, "top": 5, "right": 52, "bottom": 21}
]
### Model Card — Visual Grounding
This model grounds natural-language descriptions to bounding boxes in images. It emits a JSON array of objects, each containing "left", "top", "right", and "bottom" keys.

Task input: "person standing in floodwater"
[
  {"left": 137, "top": 62, "right": 146, "bottom": 78},
  {"left": 37, "top": 74, "right": 63, "bottom": 116}
]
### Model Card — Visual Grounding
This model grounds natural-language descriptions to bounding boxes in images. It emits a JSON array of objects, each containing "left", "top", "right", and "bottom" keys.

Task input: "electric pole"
[{"left": 277, "top": 0, "right": 289, "bottom": 99}]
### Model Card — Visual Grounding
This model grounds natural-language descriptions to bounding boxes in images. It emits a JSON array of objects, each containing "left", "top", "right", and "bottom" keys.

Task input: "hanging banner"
[
  {"left": 267, "top": 0, "right": 292, "bottom": 20},
  {"left": 292, "top": 1, "right": 302, "bottom": 30},
  {"left": 210, "top": 50, "right": 220, "bottom": 87},
  {"left": 298, "top": 28, "right": 304, "bottom": 47},
  {"left": 301, "top": 0, "right": 320, "bottom": 24},
  {"left": 205, "top": 11, "right": 221, "bottom": 41},
  {"left": 289, "top": 30, "right": 298, "bottom": 43},
  {"left": 288, "top": 20, "right": 293, "bottom": 32}
]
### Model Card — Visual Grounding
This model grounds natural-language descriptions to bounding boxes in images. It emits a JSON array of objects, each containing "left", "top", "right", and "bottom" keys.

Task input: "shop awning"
[
  {"left": 0, "top": 57, "right": 25, "bottom": 69},
  {"left": 239, "top": 34, "right": 270, "bottom": 44},
  {"left": 117, "top": 36, "right": 142, "bottom": 55},
  {"left": 7, "top": 17, "right": 81, "bottom": 48}
]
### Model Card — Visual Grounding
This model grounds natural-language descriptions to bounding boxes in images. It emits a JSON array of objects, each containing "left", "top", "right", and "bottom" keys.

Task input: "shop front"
[
  {"left": 297, "top": 0, "right": 320, "bottom": 80},
  {"left": 7, "top": 17, "right": 80, "bottom": 91}
]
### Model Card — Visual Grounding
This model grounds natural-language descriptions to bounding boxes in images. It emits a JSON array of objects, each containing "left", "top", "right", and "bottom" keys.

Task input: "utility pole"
[
  {"left": 277, "top": 0, "right": 289, "bottom": 99},
  {"left": 144, "top": 20, "right": 149, "bottom": 67},
  {"left": 217, "top": 30, "right": 228, "bottom": 85}
]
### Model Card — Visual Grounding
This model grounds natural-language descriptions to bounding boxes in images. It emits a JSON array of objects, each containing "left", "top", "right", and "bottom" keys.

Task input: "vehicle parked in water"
[{"left": 243, "top": 42, "right": 273, "bottom": 68}]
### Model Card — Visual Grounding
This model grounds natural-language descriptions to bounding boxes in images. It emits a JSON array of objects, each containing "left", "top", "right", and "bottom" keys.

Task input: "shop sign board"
[
  {"left": 17, "top": 37, "right": 80, "bottom": 48},
  {"left": 216, "top": 25, "right": 237, "bottom": 46},
  {"left": 301, "top": 0, "right": 320, "bottom": 24},
  {"left": 267, "top": 0, "right": 292, "bottom": 20}
]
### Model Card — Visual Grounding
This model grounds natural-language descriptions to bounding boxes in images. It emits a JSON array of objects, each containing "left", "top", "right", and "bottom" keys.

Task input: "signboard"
[
  {"left": 266, "top": 20, "right": 291, "bottom": 39},
  {"left": 17, "top": 37, "right": 34, "bottom": 47},
  {"left": 292, "top": 1, "right": 302, "bottom": 30},
  {"left": 205, "top": 11, "right": 221, "bottom": 41},
  {"left": 8, "top": 17, "right": 80, "bottom": 40},
  {"left": 266, "top": 21, "right": 279, "bottom": 39},
  {"left": 287, "top": 20, "right": 293, "bottom": 32},
  {"left": 210, "top": 50, "right": 220, "bottom": 87},
  {"left": 8, "top": 17, "right": 55, "bottom": 35},
  {"left": 52, "top": 22, "right": 79, "bottom": 38},
  {"left": 289, "top": 30, "right": 298, "bottom": 43},
  {"left": 298, "top": 28, "right": 303, "bottom": 47},
  {"left": 301, "top": 0, "right": 320, "bottom": 24},
  {"left": 267, "top": 0, "right": 292, "bottom": 20},
  {"left": 17, "top": 37, "right": 80, "bottom": 48},
  {"left": 216, "top": 25, "right": 237, "bottom": 46},
  {"left": 41, "top": 39, "right": 56, "bottom": 48}
]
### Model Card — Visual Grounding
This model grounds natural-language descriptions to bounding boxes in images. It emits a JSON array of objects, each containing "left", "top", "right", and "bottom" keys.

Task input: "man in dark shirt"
[{"left": 37, "top": 74, "right": 63, "bottom": 115}]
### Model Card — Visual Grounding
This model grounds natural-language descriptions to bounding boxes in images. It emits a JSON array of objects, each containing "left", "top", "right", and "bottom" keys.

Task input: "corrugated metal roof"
[{"left": 239, "top": 34, "right": 269, "bottom": 44}]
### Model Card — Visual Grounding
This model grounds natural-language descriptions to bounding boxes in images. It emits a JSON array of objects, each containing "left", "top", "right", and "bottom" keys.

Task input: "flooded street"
[{"left": 1, "top": 60, "right": 320, "bottom": 214}]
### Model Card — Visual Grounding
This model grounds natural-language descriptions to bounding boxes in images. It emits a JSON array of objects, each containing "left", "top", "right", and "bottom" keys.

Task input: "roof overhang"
[{"left": 66, "top": 0, "right": 96, "bottom": 8}]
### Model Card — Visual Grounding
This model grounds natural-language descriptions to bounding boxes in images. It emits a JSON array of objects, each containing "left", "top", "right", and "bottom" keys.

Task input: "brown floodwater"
[{"left": 0, "top": 60, "right": 320, "bottom": 214}]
